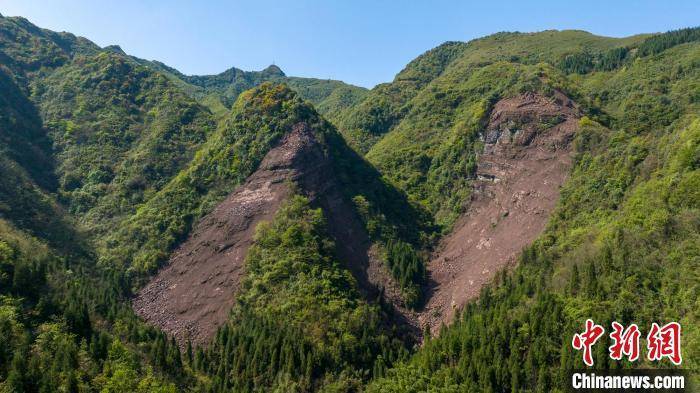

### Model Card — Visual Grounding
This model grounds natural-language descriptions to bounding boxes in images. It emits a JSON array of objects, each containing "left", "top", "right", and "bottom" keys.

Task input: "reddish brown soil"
[
  {"left": 420, "top": 91, "right": 580, "bottom": 334},
  {"left": 134, "top": 91, "right": 576, "bottom": 345},
  {"left": 134, "top": 124, "right": 328, "bottom": 344},
  {"left": 133, "top": 122, "right": 413, "bottom": 345}
]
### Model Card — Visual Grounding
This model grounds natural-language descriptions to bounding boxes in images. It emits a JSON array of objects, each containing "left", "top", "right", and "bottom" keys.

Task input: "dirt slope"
[
  {"left": 133, "top": 122, "right": 409, "bottom": 344},
  {"left": 420, "top": 91, "right": 580, "bottom": 333},
  {"left": 133, "top": 90, "right": 575, "bottom": 343},
  {"left": 134, "top": 123, "right": 326, "bottom": 344}
]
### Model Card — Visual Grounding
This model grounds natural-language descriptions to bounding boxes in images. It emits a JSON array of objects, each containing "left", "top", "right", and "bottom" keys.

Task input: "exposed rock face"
[
  {"left": 420, "top": 91, "right": 580, "bottom": 333},
  {"left": 133, "top": 123, "right": 331, "bottom": 344}
]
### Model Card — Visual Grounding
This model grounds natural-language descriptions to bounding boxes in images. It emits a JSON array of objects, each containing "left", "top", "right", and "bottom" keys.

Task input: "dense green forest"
[
  {"left": 0, "top": 12, "right": 698, "bottom": 392},
  {"left": 195, "top": 195, "right": 409, "bottom": 391}
]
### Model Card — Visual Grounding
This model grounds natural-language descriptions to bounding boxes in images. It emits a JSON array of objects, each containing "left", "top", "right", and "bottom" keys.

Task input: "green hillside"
[
  {"left": 339, "top": 29, "right": 696, "bottom": 231},
  {"left": 195, "top": 195, "right": 410, "bottom": 391},
  {"left": 366, "top": 29, "right": 700, "bottom": 392},
  {"left": 0, "top": 15, "right": 418, "bottom": 392},
  {"left": 333, "top": 41, "right": 468, "bottom": 153}
]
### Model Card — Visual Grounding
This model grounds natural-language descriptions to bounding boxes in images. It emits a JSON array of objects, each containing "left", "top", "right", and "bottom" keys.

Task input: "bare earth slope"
[
  {"left": 134, "top": 123, "right": 329, "bottom": 344},
  {"left": 134, "top": 92, "right": 579, "bottom": 343},
  {"left": 420, "top": 92, "right": 580, "bottom": 333},
  {"left": 133, "top": 122, "right": 402, "bottom": 344}
]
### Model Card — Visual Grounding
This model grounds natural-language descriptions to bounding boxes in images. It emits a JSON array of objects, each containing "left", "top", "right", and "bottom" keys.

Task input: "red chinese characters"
[
  {"left": 572, "top": 319, "right": 605, "bottom": 366},
  {"left": 609, "top": 322, "right": 640, "bottom": 361},
  {"left": 572, "top": 320, "right": 683, "bottom": 366},
  {"left": 647, "top": 322, "right": 682, "bottom": 365}
]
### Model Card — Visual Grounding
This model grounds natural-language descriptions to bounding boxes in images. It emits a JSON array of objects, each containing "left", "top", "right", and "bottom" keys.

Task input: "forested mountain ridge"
[
  {"left": 333, "top": 41, "right": 468, "bottom": 153},
  {"left": 134, "top": 56, "right": 368, "bottom": 120},
  {"left": 0, "top": 12, "right": 698, "bottom": 392},
  {"left": 340, "top": 28, "right": 698, "bottom": 229},
  {"left": 0, "top": 14, "right": 424, "bottom": 392},
  {"left": 0, "top": 15, "right": 367, "bottom": 238},
  {"left": 366, "top": 28, "right": 700, "bottom": 391}
]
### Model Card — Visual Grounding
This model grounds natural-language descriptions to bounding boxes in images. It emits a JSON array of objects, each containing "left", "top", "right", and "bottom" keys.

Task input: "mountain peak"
[
  {"left": 103, "top": 44, "right": 125, "bottom": 55},
  {"left": 261, "top": 64, "right": 285, "bottom": 77}
]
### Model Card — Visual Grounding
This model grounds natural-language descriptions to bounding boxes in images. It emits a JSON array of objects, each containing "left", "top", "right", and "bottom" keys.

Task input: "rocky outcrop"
[{"left": 420, "top": 91, "right": 580, "bottom": 333}]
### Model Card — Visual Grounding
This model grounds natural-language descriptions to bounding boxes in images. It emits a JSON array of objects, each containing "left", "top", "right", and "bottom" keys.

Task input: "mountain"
[
  {"left": 360, "top": 28, "right": 700, "bottom": 391},
  {"left": 0, "top": 12, "right": 698, "bottom": 392},
  {"left": 0, "top": 14, "right": 425, "bottom": 391},
  {"left": 333, "top": 40, "right": 469, "bottom": 153},
  {"left": 0, "top": 15, "right": 206, "bottom": 391},
  {"left": 135, "top": 58, "right": 368, "bottom": 120}
]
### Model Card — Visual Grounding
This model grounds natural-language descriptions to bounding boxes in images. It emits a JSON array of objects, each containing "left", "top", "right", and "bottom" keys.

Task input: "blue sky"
[{"left": 2, "top": 1, "right": 698, "bottom": 87}]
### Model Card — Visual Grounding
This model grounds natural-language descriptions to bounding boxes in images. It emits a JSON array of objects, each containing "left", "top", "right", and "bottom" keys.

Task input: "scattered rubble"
[{"left": 420, "top": 91, "right": 580, "bottom": 334}]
